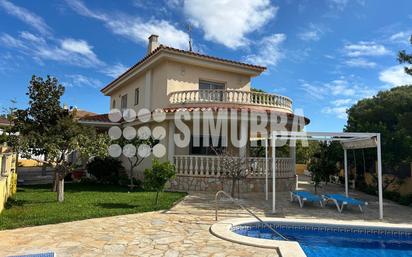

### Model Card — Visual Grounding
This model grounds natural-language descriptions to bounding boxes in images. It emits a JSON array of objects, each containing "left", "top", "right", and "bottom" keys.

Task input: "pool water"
[{"left": 232, "top": 224, "right": 412, "bottom": 257}]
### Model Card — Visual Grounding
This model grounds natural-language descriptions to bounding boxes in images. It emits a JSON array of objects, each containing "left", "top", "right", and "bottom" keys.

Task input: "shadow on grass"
[
  {"left": 18, "top": 183, "right": 133, "bottom": 193},
  {"left": 5, "top": 198, "right": 29, "bottom": 209},
  {"left": 96, "top": 203, "right": 140, "bottom": 209}
]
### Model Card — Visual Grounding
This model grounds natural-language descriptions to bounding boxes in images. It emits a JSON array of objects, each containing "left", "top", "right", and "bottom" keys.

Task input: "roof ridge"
[{"left": 101, "top": 45, "right": 266, "bottom": 93}]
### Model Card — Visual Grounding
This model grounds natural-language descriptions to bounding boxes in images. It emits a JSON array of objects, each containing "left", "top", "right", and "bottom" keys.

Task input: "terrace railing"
[
  {"left": 168, "top": 89, "right": 292, "bottom": 111},
  {"left": 173, "top": 155, "right": 294, "bottom": 178}
]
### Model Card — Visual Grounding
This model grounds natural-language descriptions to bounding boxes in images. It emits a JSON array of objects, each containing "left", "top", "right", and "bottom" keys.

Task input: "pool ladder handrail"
[{"left": 215, "top": 190, "right": 288, "bottom": 241}]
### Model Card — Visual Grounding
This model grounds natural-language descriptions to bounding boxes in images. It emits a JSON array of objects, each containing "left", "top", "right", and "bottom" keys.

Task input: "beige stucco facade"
[{"left": 108, "top": 60, "right": 251, "bottom": 113}]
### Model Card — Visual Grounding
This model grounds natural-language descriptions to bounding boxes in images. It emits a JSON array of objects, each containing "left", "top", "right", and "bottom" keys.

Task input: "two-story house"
[{"left": 80, "top": 34, "right": 309, "bottom": 193}]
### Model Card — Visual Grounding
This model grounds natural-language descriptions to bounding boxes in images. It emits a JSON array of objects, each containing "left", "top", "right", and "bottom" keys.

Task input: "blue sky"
[{"left": 0, "top": 0, "right": 412, "bottom": 131}]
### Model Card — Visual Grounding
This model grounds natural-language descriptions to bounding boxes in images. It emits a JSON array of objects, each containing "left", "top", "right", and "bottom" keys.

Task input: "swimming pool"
[{"left": 231, "top": 222, "right": 412, "bottom": 257}]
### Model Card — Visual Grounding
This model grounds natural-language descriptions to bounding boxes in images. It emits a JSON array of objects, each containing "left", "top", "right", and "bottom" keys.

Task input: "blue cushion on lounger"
[{"left": 325, "top": 194, "right": 366, "bottom": 206}]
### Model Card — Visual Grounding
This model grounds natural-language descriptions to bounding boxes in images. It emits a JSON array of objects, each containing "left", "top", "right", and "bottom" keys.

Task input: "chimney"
[{"left": 147, "top": 34, "right": 159, "bottom": 54}]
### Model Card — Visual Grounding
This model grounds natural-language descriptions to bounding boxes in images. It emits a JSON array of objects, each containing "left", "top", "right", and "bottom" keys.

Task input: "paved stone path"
[
  {"left": 0, "top": 206, "right": 279, "bottom": 257},
  {"left": 1, "top": 177, "right": 411, "bottom": 257}
]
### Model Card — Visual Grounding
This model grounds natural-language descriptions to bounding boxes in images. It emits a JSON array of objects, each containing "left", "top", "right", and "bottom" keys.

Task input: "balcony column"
[{"left": 167, "top": 121, "right": 175, "bottom": 163}]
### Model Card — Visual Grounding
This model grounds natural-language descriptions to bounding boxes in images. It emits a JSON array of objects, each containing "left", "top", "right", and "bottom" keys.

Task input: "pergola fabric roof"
[{"left": 340, "top": 137, "right": 377, "bottom": 150}]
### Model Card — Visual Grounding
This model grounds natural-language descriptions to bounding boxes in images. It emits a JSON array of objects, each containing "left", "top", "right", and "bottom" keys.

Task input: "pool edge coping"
[
  {"left": 210, "top": 217, "right": 412, "bottom": 257},
  {"left": 210, "top": 218, "right": 306, "bottom": 257}
]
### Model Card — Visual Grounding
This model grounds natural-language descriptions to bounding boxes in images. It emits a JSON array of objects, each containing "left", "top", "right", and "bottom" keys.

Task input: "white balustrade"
[
  {"left": 173, "top": 155, "right": 294, "bottom": 178},
  {"left": 169, "top": 89, "right": 292, "bottom": 111}
]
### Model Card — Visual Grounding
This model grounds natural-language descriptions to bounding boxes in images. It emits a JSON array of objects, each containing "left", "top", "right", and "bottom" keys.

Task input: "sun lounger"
[
  {"left": 323, "top": 194, "right": 368, "bottom": 213},
  {"left": 290, "top": 191, "right": 324, "bottom": 208}
]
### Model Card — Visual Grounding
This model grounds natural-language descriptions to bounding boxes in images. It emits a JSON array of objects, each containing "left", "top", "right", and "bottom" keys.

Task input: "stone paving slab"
[{"left": 0, "top": 210, "right": 279, "bottom": 257}]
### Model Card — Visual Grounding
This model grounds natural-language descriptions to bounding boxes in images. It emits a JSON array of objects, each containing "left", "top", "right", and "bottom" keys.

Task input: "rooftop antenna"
[{"left": 186, "top": 23, "right": 193, "bottom": 51}]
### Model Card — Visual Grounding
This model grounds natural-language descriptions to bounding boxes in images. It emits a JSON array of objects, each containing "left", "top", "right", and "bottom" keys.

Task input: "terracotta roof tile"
[
  {"left": 79, "top": 114, "right": 115, "bottom": 123},
  {"left": 161, "top": 107, "right": 310, "bottom": 124},
  {"left": 101, "top": 45, "right": 266, "bottom": 93},
  {"left": 81, "top": 107, "right": 309, "bottom": 125},
  {"left": 0, "top": 117, "right": 10, "bottom": 126}
]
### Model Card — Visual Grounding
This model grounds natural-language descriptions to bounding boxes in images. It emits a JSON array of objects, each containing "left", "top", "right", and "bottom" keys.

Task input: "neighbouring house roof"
[
  {"left": 79, "top": 114, "right": 116, "bottom": 123},
  {"left": 101, "top": 45, "right": 267, "bottom": 95},
  {"left": 0, "top": 117, "right": 11, "bottom": 126},
  {"left": 73, "top": 109, "right": 98, "bottom": 119}
]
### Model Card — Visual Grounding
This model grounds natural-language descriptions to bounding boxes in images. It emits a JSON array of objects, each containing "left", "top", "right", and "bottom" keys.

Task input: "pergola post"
[
  {"left": 344, "top": 149, "right": 348, "bottom": 197},
  {"left": 265, "top": 137, "right": 268, "bottom": 201},
  {"left": 377, "top": 134, "right": 384, "bottom": 219},
  {"left": 272, "top": 131, "right": 276, "bottom": 213}
]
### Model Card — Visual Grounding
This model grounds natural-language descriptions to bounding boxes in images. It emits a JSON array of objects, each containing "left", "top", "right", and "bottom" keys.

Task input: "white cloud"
[
  {"left": 379, "top": 65, "right": 412, "bottom": 87},
  {"left": 183, "top": 0, "right": 277, "bottom": 48},
  {"left": 322, "top": 106, "right": 347, "bottom": 119},
  {"left": 61, "top": 39, "right": 94, "bottom": 56},
  {"left": 325, "top": 79, "right": 374, "bottom": 98},
  {"left": 63, "top": 74, "right": 102, "bottom": 88},
  {"left": 102, "top": 63, "right": 129, "bottom": 78},
  {"left": 389, "top": 31, "right": 411, "bottom": 44},
  {"left": 0, "top": 32, "right": 103, "bottom": 68},
  {"left": 66, "top": 0, "right": 189, "bottom": 49},
  {"left": 326, "top": 0, "right": 349, "bottom": 11},
  {"left": 300, "top": 82, "right": 328, "bottom": 100},
  {"left": 301, "top": 78, "right": 375, "bottom": 119},
  {"left": 344, "top": 41, "right": 391, "bottom": 57},
  {"left": 106, "top": 19, "right": 189, "bottom": 49},
  {"left": 0, "top": 0, "right": 51, "bottom": 35},
  {"left": 325, "top": 79, "right": 356, "bottom": 96},
  {"left": 297, "top": 23, "right": 325, "bottom": 41},
  {"left": 345, "top": 58, "right": 376, "bottom": 68},
  {"left": 243, "top": 34, "right": 286, "bottom": 67},
  {"left": 331, "top": 98, "right": 352, "bottom": 106}
]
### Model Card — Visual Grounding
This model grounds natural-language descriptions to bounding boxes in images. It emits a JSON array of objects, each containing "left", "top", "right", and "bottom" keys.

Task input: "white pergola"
[{"left": 264, "top": 131, "right": 384, "bottom": 219}]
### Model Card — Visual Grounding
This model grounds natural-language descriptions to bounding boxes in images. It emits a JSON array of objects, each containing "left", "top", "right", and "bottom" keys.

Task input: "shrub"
[
  {"left": 383, "top": 190, "right": 401, "bottom": 202},
  {"left": 399, "top": 194, "right": 412, "bottom": 206},
  {"left": 118, "top": 174, "right": 143, "bottom": 190},
  {"left": 144, "top": 160, "right": 176, "bottom": 204},
  {"left": 86, "top": 157, "right": 124, "bottom": 184}
]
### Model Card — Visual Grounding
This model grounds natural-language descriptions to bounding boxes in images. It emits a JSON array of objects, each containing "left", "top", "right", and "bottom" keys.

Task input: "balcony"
[{"left": 168, "top": 89, "right": 292, "bottom": 112}]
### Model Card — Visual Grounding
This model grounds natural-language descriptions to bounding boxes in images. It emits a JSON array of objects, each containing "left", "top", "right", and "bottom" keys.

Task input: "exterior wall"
[
  {"left": 166, "top": 60, "right": 251, "bottom": 95},
  {"left": 124, "top": 120, "right": 171, "bottom": 180},
  {"left": 107, "top": 60, "right": 252, "bottom": 112},
  {"left": 109, "top": 74, "right": 146, "bottom": 112},
  {"left": 0, "top": 152, "right": 17, "bottom": 213},
  {"left": 166, "top": 176, "right": 296, "bottom": 193},
  {"left": 150, "top": 62, "right": 170, "bottom": 110}
]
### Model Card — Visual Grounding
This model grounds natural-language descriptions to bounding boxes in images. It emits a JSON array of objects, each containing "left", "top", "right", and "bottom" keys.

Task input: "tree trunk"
[
  {"left": 128, "top": 159, "right": 135, "bottom": 189},
  {"left": 52, "top": 171, "right": 58, "bottom": 192},
  {"left": 57, "top": 178, "right": 64, "bottom": 202},
  {"left": 155, "top": 191, "right": 159, "bottom": 205},
  {"left": 231, "top": 178, "right": 236, "bottom": 197},
  {"left": 237, "top": 179, "right": 240, "bottom": 199},
  {"left": 42, "top": 153, "right": 48, "bottom": 176},
  {"left": 129, "top": 167, "right": 134, "bottom": 189}
]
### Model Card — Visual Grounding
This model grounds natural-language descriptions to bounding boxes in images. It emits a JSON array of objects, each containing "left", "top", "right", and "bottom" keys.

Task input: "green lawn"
[{"left": 0, "top": 183, "right": 186, "bottom": 230}]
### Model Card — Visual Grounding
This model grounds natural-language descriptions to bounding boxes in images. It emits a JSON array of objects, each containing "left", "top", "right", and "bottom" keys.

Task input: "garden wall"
[
  {"left": 166, "top": 176, "right": 296, "bottom": 193},
  {"left": 0, "top": 150, "right": 17, "bottom": 213}
]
